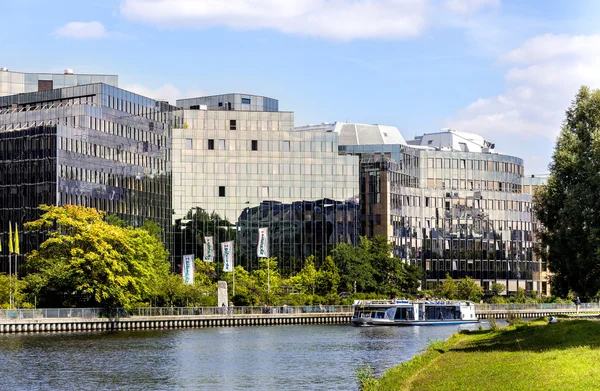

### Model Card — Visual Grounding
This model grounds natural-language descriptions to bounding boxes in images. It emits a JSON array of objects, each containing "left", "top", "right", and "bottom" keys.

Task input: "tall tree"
[
  {"left": 535, "top": 86, "right": 600, "bottom": 299},
  {"left": 25, "top": 205, "right": 170, "bottom": 309}
]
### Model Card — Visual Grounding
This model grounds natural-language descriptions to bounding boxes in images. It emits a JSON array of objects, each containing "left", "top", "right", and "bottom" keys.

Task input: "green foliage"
[
  {"left": 331, "top": 236, "right": 422, "bottom": 296},
  {"left": 0, "top": 274, "right": 26, "bottom": 308},
  {"left": 370, "top": 320, "right": 600, "bottom": 391},
  {"left": 456, "top": 276, "right": 483, "bottom": 302},
  {"left": 24, "top": 205, "right": 170, "bottom": 310},
  {"left": 535, "top": 86, "right": 600, "bottom": 300},
  {"left": 490, "top": 282, "right": 505, "bottom": 296},
  {"left": 355, "top": 364, "right": 377, "bottom": 391},
  {"left": 513, "top": 287, "right": 526, "bottom": 303},
  {"left": 435, "top": 274, "right": 458, "bottom": 299}
]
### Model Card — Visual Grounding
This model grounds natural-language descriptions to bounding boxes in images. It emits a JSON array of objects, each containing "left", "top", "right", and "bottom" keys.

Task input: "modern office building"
[
  {"left": 0, "top": 67, "right": 118, "bottom": 97},
  {"left": 237, "top": 198, "right": 360, "bottom": 273},
  {"left": 296, "top": 122, "right": 545, "bottom": 296},
  {"left": 0, "top": 82, "right": 179, "bottom": 272},
  {"left": 178, "top": 93, "right": 278, "bottom": 112},
  {"left": 171, "top": 94, "right": 359, "bottom": 270}
]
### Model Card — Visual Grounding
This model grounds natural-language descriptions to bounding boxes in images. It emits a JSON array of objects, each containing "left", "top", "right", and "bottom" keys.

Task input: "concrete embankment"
[{"left": 0, "top": 313, "right": 353, "bottom": 333}]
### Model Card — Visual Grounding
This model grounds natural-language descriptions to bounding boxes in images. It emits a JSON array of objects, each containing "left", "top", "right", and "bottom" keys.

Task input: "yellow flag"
[
  {"left": 8, "top": 222, "right": 13, "bottom": 254},
  {"left": 14, "top": 223, "right": 20, "bottom": 255}
]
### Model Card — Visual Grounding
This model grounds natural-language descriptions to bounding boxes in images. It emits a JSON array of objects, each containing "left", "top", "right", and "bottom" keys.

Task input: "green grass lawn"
[{"left": 365, "top": 319, "right": 600, "bottom": 391}]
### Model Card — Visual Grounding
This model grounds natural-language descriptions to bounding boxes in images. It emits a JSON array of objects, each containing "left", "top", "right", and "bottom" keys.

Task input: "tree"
[
  {"left": 491, "top": 282, "right": 505, "bottom": 296},
  {"left": 25, "top": 205, "right": 170, "bottom": 310},
  {"left": 534, "top": 86, "right": 600, "bottom": 299},
  {"left": 330, "top": 239, "right": 375, "bottom": 293},
  {"left": 435, "top": 274, "right": 458, "bottom": 299},
  {"left": 316, "top": 256, "right": 340, "bottom": 297},
  {"left": 289, "top": 255, "right": 318, "bottom": 295},
  {"left": 456, "top": 277, "right": 483, "bottom": 302},
  {"left": 0, "top": 274, "right": 26, "bottom": 308}
]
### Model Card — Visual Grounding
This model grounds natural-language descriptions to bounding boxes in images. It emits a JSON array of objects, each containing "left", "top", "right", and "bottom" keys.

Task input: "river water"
[{"left": 0, "top": 323, "right": 481, "bottom": 390}]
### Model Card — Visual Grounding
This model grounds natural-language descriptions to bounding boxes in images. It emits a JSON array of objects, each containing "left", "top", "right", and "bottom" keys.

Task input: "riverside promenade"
[{"left": 0, "top": 303, "right": 597, "bottom": 333}]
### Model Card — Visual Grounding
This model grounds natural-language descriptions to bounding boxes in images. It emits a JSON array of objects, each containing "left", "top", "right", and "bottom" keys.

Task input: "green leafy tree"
[
  {"left": 289, "top": 255, "right": 318, "bottom": 295},
  {"left": 535, "top": 86, "right": 600, "bottom": 299},
  {"left": 491, "top": 282, "right": 505, "bottom": 296},
  {"left": 513, "top": 287, "right": 527, "bottom": 303},
  {"left": 316, "top": 255, "right": 340, "bottom": 297},
  {"left": 456, "top": 276, "right": 483, "bottom": 302},
  {"left": 330, "top": 239, "right": 376, "bottom": 293},
  {"left": 0, "top": 274, "right": 26, "bottom": 308},
  {"left": 435, "top": 274, "right": 458, "bottom": 299},
  {"left": 25, "top": 205, "right": 170, "bottom": 310},
  {"left": 252, "top": 257, "right": 281, "bottom": 305}
]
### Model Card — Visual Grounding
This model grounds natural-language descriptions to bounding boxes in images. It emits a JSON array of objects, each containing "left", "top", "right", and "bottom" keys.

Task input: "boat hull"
[{"left": 352, "top": 318, "right": 479, "bottom": 327}]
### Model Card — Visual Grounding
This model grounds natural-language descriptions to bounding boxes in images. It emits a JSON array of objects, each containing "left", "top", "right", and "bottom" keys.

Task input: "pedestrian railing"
[
  {"left": 474, "top": 303, "right": 599, "bottom": 311},
  {"left": 0, "top": 305, "right": 354, "bottom": 321},
  {"left": 1, "top": 303, "right": 596, "bottom": 321}
]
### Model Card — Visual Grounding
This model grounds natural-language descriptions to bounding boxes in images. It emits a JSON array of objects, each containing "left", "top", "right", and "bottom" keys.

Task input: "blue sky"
[{"left": 2, "top": 0, "right": 600, "bottom": 174}]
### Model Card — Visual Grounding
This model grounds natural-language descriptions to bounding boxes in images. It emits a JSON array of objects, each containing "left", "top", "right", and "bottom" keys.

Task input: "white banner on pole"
[
  {"left": 257, "top": 227, "right": 269, "bottom": 258},
  {"left": 182, "top": 254, "right": 195, "bottom": 285},
  {"left": 222, "top": 241, "right": 234, "bottom": 272},
  {"left": 203, "top": 236, "right": 214, "bottom": 262}
]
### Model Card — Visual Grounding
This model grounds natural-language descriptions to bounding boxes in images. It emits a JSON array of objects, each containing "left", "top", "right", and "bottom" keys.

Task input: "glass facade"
[
  {"left": 0, "top": 83, "right": 179, "bottom": 272},
  {"left": 341, "top": 130, "right": 544, "bottom": 295},
  {"left": 177, "top": 94, "right": 278, "bottom": 112},
  {"left": 172, "top": 109, "right": 358, "bottom": 224},
  {"left": 171, "top": 107, "right": 359, "bottom": 271},
  {"left": 238, "top": 199, "right": 360, "bottom": 273},
  {"left": 0, "top": 68, "right": 118, "bottom": 97}
]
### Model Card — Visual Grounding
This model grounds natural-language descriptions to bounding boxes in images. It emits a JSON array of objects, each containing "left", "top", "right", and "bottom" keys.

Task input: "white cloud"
[
  {"left": 55, "top": 21, "right": 109, "bottom": 40},
  {"left": 447, "top": 34, "right": 600, "bottom": 173},
  {"left": 119, "top": 0, "right": 495, "bottom": 41},
  {"left": 123, "top": 83, "right": 203, "bottom": 105}
]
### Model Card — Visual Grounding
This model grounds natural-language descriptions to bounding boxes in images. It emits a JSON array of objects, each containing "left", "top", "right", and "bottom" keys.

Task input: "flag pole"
[{"left": 8, "top": 252, "right": 12, "bottom": 310}]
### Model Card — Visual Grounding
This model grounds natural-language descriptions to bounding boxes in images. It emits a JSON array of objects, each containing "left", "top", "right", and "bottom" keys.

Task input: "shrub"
[{"left": 355, "top": 364, "right": 377, "bottom": 391}]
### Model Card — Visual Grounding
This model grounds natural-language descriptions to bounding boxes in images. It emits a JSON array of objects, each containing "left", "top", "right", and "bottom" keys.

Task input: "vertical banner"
[
  {"left": 222, "top": 241, "right": 234, "bottom": 272},
  {"left": 203, "top": 236, "right": 214, "bottom": 262},
  {"left": 257, "top": 227, "right": 269, "bottom": 258},
  {"left": 182, "top": 254, "right": 194, "bottom": 285}
]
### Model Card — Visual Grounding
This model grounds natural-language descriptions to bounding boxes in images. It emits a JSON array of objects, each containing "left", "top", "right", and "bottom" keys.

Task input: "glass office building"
[
  {"left": 0, "top": 67, "right": 118, "bottom": 97},
  {"left": 171, "top": 95, "right": 359, "bottom": 270},
  {"left": 0, "top": 83, "right": 179, "bottom": 272},
  {"left": 178, "top": 93, "right": 278, "bottom": 112},
  {"left": 237, "top": 198, "right": 360, "bottom": 273},
  {"left": 295, "top": 122, "right": 546, "bottom": 296}
]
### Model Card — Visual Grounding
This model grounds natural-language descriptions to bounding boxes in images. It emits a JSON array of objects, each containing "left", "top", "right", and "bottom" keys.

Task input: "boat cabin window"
[
  {"left": 393, "top": 308, "right": 414, "bottom": 320},
  {"left": 425, "top": 306, "right": 458, "bottom": 320}
]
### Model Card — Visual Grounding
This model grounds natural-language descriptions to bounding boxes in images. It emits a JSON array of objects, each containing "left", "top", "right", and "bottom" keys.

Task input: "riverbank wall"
[{"left": 0, "top": 313, "right": 353, "bottom": 333}]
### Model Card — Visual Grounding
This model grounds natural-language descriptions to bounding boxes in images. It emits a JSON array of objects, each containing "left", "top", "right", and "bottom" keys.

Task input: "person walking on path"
[{"left": 575, "top": 297, "right": 581, "bottom": 314}]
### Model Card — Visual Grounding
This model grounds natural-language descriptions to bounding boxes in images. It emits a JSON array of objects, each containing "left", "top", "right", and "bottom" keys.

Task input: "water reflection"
[{"left": 0, "top": 324, "right": 482, "bottom": 391}]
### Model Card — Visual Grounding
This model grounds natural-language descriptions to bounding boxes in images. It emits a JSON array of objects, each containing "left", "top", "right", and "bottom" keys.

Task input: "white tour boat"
[{"left": 352, "top": 299, "right": 479, "bottom": 326}]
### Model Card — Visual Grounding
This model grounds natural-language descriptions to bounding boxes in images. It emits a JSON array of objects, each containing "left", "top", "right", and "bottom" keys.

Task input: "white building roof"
[
  {"left": 294, "top": 122, "right": 407, "bottom": 146},
  {"left": 407, "top": 128, "right": 495, "bottom": 153}
]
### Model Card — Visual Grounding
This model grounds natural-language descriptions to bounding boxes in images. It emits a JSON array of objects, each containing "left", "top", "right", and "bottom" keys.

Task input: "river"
[{"left": 0, "top": 323, "right": 482, "bottom": 390}]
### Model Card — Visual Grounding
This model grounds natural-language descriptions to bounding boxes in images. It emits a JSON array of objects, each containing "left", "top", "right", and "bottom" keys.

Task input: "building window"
[
  {"left": 241, "top": 97, "right": 251, "bottom": 104},
  {"left": 218, "top": 102, "right": 223, "bottom": 107},
  {"left": 261, "top": 186, "right": 269, "bottom": 197},
  {"left": 283, "top": 140, "right": 290, "bottom": 151},
  {"left": 208, "top": 139, "right": 215, "bottom": 150},
  {"left": 251, "top": 140, "right": 258, "bottom": 151},
  {"left": 185, "top": 138, "right": 193, "bottom": 150},
  {"left": 230, "top": 120, "right": 237, "bottom": 130},
  {"left": 219, "top": 139, "right": 226, "bottom": 149},
  {"left": 219, "top": 186, "right": 226, "bottom": 197}
]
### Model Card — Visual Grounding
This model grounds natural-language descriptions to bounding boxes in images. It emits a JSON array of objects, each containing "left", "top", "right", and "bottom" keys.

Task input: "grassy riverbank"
[{"left": 362, "top": 318, "right": 600, "bottom": 391}]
